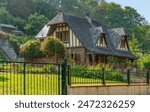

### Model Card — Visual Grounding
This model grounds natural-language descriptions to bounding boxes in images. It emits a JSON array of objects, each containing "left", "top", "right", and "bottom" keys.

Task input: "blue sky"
[{"left": 106, "top": 0, "right": 150, "bottom": 22}]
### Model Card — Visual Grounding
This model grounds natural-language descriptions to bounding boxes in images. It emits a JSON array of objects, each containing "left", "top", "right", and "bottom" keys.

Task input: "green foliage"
[
  {"left": 137, "top": 25, "right": 150, "bottom": 52},
  {"left": 12, "top": 17, "right": 26, "bottom": 32},
  {"left": 0, "top": 31, "right": 30, "bottom": 56},
  {"left": 137, "top": 52, "right": 150, "bottom": 69},
  {"left": 24, "top": 13, "right": 49, "bottom": 36},
  {"left": 129, "top": 33, "right": 143, "bottom": 57},
  {"left": 6, "top": 0, "right": 34, "bottom": 19},
  {"left": 41, "top": 37, "right": 65, "bottom": 58},
  {"left": 0, "top": 7, "right": 14, "bottom": 24},
  {"left": 0, "top": 52, "right": 6, "bottom": 61},
  {"left": 8, "top": 36, "right": 20, "bottom": 55},
  {"left": 71, "top": 64, "right": 124, "bottom": 81},
  {"left": 20, "top": 39, "right": 43, "bottom": 59},
  {"left": 0, "top": 31, "right": 9, "bottom": 39},
  {"left": 34, "top": 0, "right": 57, "bottom": 19},
  {"left": 20, "top": 36, "right": 65, "bottom": 60},
  {"left": 94, "top": 2, "right": 149, "bottom": 52},
  {"left": 0, "top": 63, "right": 57, "bottom": 74}
]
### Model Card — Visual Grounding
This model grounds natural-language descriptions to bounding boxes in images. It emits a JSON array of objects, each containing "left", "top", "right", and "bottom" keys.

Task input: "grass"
[
  {"left": 0, "top": 73, "right": 61, "bottom": 95},
  {"left": 0, "top": 73, "right": 127, "bottom": 95}
]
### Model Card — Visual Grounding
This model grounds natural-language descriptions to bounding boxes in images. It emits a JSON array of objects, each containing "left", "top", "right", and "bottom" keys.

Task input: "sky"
[{"left": 106, "top": 0, "right": 150, "bottom": 22}]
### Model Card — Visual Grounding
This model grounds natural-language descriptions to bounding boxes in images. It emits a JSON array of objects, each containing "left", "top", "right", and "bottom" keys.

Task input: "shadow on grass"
[{"left": 0, "top": 76, "right": 8, "bottom": 82}]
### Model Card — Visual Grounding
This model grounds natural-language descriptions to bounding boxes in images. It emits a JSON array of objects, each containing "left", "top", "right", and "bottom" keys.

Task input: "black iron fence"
[
  {"left": 0, "top": 60, "right": 149, "bottom": 95},
  {"left": 0, "top": 61, "right": 62, "bottom": 95},
  {"left": 67, "top": 65, "right": 150, "bottom": 86}
]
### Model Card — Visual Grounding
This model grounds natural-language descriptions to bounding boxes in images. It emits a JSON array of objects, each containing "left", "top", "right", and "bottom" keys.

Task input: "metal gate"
[{"left": 0, "top": 60, "right": 67, "bottom": 95}]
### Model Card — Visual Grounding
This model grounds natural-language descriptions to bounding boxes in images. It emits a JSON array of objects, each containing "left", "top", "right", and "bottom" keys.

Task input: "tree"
[
  {"left": 79, "top": 0, "right": 99, "bottom": 16},
  {"left": 41, "top": 37, "right": 65, "bottom": 58},
  {"left": 20, "top": 39, "right": 42, "bottom": 59},
  {"left": 60, "top": 0, "right": 87, "bottom": 16},
  {"left": 24, "top": 13, "right": 49, "bottom": 36},
  {"left": 136, "top": 25, "right": 150, "bottom": 52},
  {"left": 92, "top": 1, "right": 108, "bottom": 22},
  {"left": 34, "top": 0, "right": 57, "bottom": 19},
  {"left": 94, "top": 2, "right": 149, "bottom": 53},
  {"left": 129, "top": 33, "right": 143, "bottom": 57},
  {"left": 6, "top": 0, "right": 34, "bottom": 19},
  {"left": 0, "top": 7, "right": 14, "bottom": 24},
  {"left": 137, "top": 52, "right": 150, "bottom": 69},
  {"left": 94, "top": 2, "right": 146, "bottom": 35},
  {"left": 12, "top": 17, "right": 25, "bottom": 32}
]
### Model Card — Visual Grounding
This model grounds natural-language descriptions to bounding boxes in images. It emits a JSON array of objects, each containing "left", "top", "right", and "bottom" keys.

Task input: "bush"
[
  {"left": 20, "top": 39, "right": 43, "bottom": 59},
  {"left": 8, "top": 36, "right": 20, "bottom": 55},
  {"left": 0, "top": 32, "right": 30, "bottom": 56},
  {"left": 71, "top": 64, "right": 124, "bottom": 81},
  {"left": 137, "top": 52, "right": 150, "bottom": 69},
  {"left": 0, "top": 31, "right": 9, "bottom": 39},
  {"left": 41, "top": 36, "right": 65, "bottom": 58}
]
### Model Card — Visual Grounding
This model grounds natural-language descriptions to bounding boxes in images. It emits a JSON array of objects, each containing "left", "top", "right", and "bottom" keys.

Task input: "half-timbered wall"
[{"left": 52, "top": 23, "right": 82, "bottom": 48}]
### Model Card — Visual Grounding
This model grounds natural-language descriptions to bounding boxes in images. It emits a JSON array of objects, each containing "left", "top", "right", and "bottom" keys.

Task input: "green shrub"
[
  {"left": 8, "top": 36, "right": 20, "bottom": 55},
  {"left": 71, "top": 64, "right": 124, "bottom": 81},
  {"left": 137, "top": 52, "right": 150, "bottom": 69},
  {"left": 0, "top": 63, "right": 57, "bottom": 74},
  {"left": 42, "top": 64, "right": 56, "bottom": 73},
  {"left": 0, "top": 31, "right": 9, "bottom": 39},
  {"left": 41, "top": 36, "right": 65, "bottom": 58},
  {"left": 20, "top": 39, "right": 43, "bottom": 59},
  {"left": 0, "top": 32, "right": 30, "bottom": 56},
  {"left": 105, "top": 70, "right": 124, "bottom": 81}
]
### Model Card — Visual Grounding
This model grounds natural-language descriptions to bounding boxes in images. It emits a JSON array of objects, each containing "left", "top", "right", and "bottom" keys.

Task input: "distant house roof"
[
  {"left": 36, "top": 12, "right": 137, "bottom": 59},
  {"left": 0, "top": 24, "right": 16, "bottom": 29}
]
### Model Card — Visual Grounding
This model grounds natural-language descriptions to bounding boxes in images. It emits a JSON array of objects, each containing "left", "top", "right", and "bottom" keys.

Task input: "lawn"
[
  {"left": 0, "top": 73, "right": 60, "bottom": 95},
  {"left": 0, "top": 73, "right": 127, "bottom": 95}
]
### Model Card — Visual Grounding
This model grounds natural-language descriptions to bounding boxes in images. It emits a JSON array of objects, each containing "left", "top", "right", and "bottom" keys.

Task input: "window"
[
  {"left": 56, "top": 31, "right": 69, "bottom": 42},
  {"left": 97, "top": 34, "right": 107, "bottom": 48},
  {"left": 120, "top": 37, "right": 128, "bottom": 51}
]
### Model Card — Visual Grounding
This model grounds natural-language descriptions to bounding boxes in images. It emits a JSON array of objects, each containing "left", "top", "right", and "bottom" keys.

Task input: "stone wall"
[{"left": 68, "top": 84, "right": 150, "bottom": 95}]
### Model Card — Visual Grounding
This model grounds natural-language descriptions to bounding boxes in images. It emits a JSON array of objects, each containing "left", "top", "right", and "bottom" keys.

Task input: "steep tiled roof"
[{"left": 36, "top": 12, "right": 137, "bottom": 59}]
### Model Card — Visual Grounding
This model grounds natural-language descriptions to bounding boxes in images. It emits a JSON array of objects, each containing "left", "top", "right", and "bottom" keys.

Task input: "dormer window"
[
  {"left": 97, "top": 34, "right": 107, "bottom": 48},
  {"left": 120, "top": 36, "right": 128, "bottom": 51}
]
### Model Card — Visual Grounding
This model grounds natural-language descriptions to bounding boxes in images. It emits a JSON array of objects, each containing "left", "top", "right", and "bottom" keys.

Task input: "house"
[
  {"left": 0, "top": 24, "right": 17, "bottom": 33},
  {"left": 36, "top": 12, "right": 137, "bottom": 65}
]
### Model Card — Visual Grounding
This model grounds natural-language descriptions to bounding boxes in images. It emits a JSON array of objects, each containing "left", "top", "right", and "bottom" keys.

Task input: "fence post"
[
  {"left": 146, "top": 71, "right": 149, "bottom": 85},
  {"left": 61, "top": 59, "right": 67, "bottom": 95},
  {"left": 58, "top": 64, "right": 61, "bottom": 95},
  {"left": 67, "top": 64, "right": 71, "bottom": 86},
  {"left": 127, "top": 69, "right": 130, "bottom": 85},
  {"left": 23, "top": 62, "right": 26, "bottom": 95},
  {"left": 102, "top": 67, "right": 105, "bottom": 85}
]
